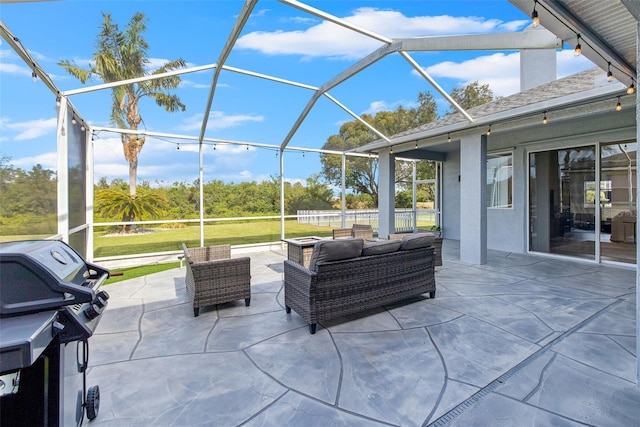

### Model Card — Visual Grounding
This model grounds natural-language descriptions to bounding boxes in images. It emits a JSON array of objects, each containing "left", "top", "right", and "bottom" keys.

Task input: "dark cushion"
[
  {"left": 362, "top": 239, "right": 402, "bottom": 256},
  {"left": 308, "top": 238, "right": 364, "bottom": 272},
  {"left": 400, "top": 232, "right": 435, "bottom": 250}
]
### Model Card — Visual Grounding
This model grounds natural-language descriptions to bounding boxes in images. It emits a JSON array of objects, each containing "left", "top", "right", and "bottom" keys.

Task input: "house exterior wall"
[{"left": 442, "top": 108, "right": 636, "bottom": 256}]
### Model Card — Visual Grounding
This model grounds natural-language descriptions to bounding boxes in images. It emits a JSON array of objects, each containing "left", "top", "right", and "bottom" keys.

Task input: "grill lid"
[{"left": 0, "top": 240, "right": 109, "bottom": 317}]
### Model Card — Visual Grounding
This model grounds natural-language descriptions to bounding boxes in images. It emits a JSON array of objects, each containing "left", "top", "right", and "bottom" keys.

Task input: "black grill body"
[{"left": 0, "top": 240, "right": 110, "bottom": 426}]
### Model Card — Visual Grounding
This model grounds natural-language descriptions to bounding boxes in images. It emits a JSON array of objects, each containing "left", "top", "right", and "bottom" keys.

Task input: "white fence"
[{"left": 296, "top": 209, "right": 438, "bottom": 233}]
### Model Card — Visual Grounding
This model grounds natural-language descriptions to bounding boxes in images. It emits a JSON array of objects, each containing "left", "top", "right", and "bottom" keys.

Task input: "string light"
[
  {"left": 390, "top": 146, "right": 394, "bottom": 154},
  {"left": 302, "top": 151, "right": 305, "bottom": 158},
  {"left": 574, "top": 34, "right": 582, "bottom": 57},
  {"left": 71, "top": 117, "right": 77, "bottom": 125},
  {"left": 447, "top": 132, "right": 451, "bottom": 143},
  {"left": 486, "top": 125, "right": 491, "bottom": 136},
  {"left": 616, "top": 96, "right": 622, "bottom": 111},
  {"left": 80, "top": 124, "right": 86, "bottom": 131},
  {"left": 246, "top": 144, "right": 249, "bottom": 150},
  {"left": 31, "top": 71, "right": 37, "bottom": 82},
  {"left": 542, "top": 111, "right": 548, "bottom": 124},
  {"left": 531, "top": 0, "right": 539, "bottom": 27},
  {"left": 415, "top": 142, "right": 418, "bottom": 149},
  {"left": 607, "top": 62, "right": 613, "bottom": 82},
  {"left": 213, "top": 144, "right": 216, "bottom": 150},
  {"left": 177, "top": 143, "right": 180, "bottom": 150},
  {"left": 627, "top": 81, "right": 635, "bottom": 94}
]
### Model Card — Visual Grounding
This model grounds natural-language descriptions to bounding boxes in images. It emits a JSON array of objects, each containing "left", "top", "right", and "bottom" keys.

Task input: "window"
[{"left": 487, "top": 153, "right": 512, "bottom": 208}]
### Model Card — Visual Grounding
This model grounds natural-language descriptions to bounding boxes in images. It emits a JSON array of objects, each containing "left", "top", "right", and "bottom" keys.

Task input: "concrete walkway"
[{"left": 86, "top": 242, "right": 639, "bottom": 426}]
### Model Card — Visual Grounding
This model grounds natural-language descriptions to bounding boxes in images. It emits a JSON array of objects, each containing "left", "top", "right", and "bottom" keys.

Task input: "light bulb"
[
  {"left": 627, "top": 83, "right": 635, "bottom": 94},
  {"left": 574, "top": 35, "right": 581, "bottom": 57},
  {"left": 616, "top": 98, "right": 622, "bottom": 111}
]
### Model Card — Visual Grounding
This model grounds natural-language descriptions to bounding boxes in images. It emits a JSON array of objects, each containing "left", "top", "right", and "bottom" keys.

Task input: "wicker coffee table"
[{"left": 282, "top": 236, "right": 324, "bottom": 268}]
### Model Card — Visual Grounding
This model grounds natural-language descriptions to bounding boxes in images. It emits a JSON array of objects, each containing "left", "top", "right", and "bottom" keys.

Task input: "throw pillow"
[
  {"left": 362, "top": 239, "right": 402, "bottom": 256},
  {"left": 308, "top": 238, "right": 364, "bottom": 271},
  {"left": 400, "top": 232, "right": 435, "bottom": 250}
]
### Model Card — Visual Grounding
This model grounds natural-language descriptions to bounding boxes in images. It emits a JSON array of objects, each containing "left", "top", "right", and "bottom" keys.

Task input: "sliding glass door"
[
  {"left": 600, "top": 142, "right": 636, "bottom": 263},
  {"left": 529, "top": 141, "right": 636, "bottom": 264}
]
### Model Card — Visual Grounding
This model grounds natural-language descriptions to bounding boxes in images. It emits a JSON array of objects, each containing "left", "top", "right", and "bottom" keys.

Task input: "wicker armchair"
[
  {"left": 182, "top": 244, "right": 251, "bottom": 317},
  {"left": 332, "top": 224, "right": 374, "bottom": 239}
]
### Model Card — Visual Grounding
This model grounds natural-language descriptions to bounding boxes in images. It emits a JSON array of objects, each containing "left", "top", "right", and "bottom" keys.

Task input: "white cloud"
[
  {"left": 237, "top": 7, "right": 529, "bottom": 60},
  {"left": 556, "top": 49, "right": 597, "bottom": 78},
  {"left": 425, "top": 52, "right": 521, "bottom": 97},
  {"left": 12, "top": 152, "right": 57, "bottom": 170},
  {"left": 421, "top": 49, "right": 597, "bottom": 99},
  {"left": 362, "top": 100, "right": 390, "bottom": 115},
  {"left": 2, "top": 117, "right": 57, "bottom": 140},
  {"left": 0, "top": 61, "right": 32, "bottom": 76},
  {"left": 177, "top": 111, "right": 264, "bottom": 131}
]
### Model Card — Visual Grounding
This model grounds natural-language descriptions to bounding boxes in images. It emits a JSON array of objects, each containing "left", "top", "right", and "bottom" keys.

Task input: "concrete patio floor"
[{"left": 87, "top": 241, "right": 639, "bottom": 426}]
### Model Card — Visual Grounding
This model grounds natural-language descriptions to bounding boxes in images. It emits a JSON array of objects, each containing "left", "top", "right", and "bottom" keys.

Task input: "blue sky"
[{"left": 0, "top": 0, "right": 595, "bottom": 189}]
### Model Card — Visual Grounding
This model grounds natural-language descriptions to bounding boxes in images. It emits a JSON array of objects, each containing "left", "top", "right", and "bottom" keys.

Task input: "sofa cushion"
[
  {"left": 400, "top": 232, "right": 435, "bottom": 250},
  {"left": 308, "top": 238, "right": 364, "bottom": 271},
  {"left": 362, "top": 239, "right": 402, "bottom": 256}
]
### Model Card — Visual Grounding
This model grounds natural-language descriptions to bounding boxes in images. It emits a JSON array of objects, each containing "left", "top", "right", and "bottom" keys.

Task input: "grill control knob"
[
  {"left": 93, "top": 290, "right": 110, "bottom": 309},
  {"left": 97, "top": 290, "right": 110, "bottom": 301},
  {"left": 84, "top": 304, "right": 101, "bottom": 320}
]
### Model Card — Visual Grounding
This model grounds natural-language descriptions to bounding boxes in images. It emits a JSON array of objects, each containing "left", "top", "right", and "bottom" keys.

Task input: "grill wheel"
[{"left": 86, "top": 385, "right": 100, "bottom": 420}]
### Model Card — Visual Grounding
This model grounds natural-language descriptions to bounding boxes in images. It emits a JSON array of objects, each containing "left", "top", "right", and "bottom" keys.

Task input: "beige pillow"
[
  {"left": 400, "top": 233, "right": 435, "bottom": 250},
  {"left": 308, "top": 238, "right": 363, "bottom": 271}
]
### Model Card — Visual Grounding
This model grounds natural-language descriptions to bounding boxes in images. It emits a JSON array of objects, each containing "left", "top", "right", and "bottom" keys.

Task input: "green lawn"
[{"left": 94, "top": 220, "right": 334, "bottom": 257}]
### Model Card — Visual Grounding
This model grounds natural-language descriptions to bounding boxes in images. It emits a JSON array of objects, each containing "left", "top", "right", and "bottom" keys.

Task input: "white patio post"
[
  {"left": 341, "top": 153, "right": 347, "bottom": 228},
  {"left": 378, "top": 148, "right": 395, "bottom": 238},
  {"left": 459, "top": 133, "right": 487, "bottom": 264},
  {"left": 635, "top": 17, "right": 640, "bottom": 387},
  {"left": 56, "top": 99, "right": 69, "bottom": 243}
]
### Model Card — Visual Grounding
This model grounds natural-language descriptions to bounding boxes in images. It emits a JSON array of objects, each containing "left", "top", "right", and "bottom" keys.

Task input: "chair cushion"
[
  {"left": 308, "top": 238, "right": 364, "bottom": 271},
  {"left": 362, "top": 239, "right": 402, "bottom": 256},
  {"left": 400, "top": 232, "right": 435, "bottom": 250}
]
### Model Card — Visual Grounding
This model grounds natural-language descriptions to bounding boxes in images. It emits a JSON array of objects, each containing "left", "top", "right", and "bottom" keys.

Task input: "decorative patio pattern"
[{"left": 87, "top": 243, "right": 639, "bottom": 426}]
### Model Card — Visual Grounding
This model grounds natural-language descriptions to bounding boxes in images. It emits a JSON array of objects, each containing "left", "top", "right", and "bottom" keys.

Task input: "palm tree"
[
  {"left": 95, "top": 187, "right": 168, "bottom": 233},
  {"left": 59, "top": 12, "right": 186, "bottom": 200}
]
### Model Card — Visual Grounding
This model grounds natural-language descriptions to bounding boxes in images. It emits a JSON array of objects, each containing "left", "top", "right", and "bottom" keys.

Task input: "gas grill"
[{"left": 0, "top": 240, "right": 110, "bottom": 426}]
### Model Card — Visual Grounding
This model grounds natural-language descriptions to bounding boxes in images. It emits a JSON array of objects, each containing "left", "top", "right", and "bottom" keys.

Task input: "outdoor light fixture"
[
  {"left": 574, "top": 35, "right": 582, "bottom": 56},
  {"left": 447, "top": 132, "right": 451, "bottom": 143},
  {"left": 177, "top": 143, "right": 180, "bottom": 150},
  {"left": 627, "top": 81, "right": 635, "bottom": 94},
  {"left": 542, "top": 111, "right": 548, "bottom": 124},
  {"left": 531, "top": 0, "right": 539, "bottom": 27},
  {"left": 415, "top": 142, "right": 418, "bottom": 149},
  {"left": 486, "top": 125, "right": 491, "bottom": 136},
  {"left": 31, "top": 70, "right": 37, "bottom": 81},
  {"left": 213, "top": 144, "right": 216, "bottom": 150},
  {"left": 616, "top": 97, "right": 622, "bottom": 111},
  {"left": 607, "top": 63, "right": 614, "bottom": 82},
  {"left": 81, "top": 124, "right": 86, "bottom": 131},
  {"left": 246, "top": 144, "right": 249, "bottom": 150},
  {"left": 390, "top": 146, "right": 394, "bottom": 154},
  {"left": 71, "top": 117, "right": 77, "bottom": 125}
]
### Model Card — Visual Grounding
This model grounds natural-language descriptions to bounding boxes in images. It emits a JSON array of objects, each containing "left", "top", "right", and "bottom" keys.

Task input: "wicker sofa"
[
  {"left": 284, "top": 234, "right": 436, "bottom": 334},
  {"left": 182, "top": 244, "right": 251, "bottom": 317}
]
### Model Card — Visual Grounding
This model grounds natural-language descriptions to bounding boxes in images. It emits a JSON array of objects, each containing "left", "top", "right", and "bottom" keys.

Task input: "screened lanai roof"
[
  {"left": 0, "top": 0, "right": 636, "bottom": 161},
  {"left": 2, "top": 0, "right": 609, "bottom": 159}
]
